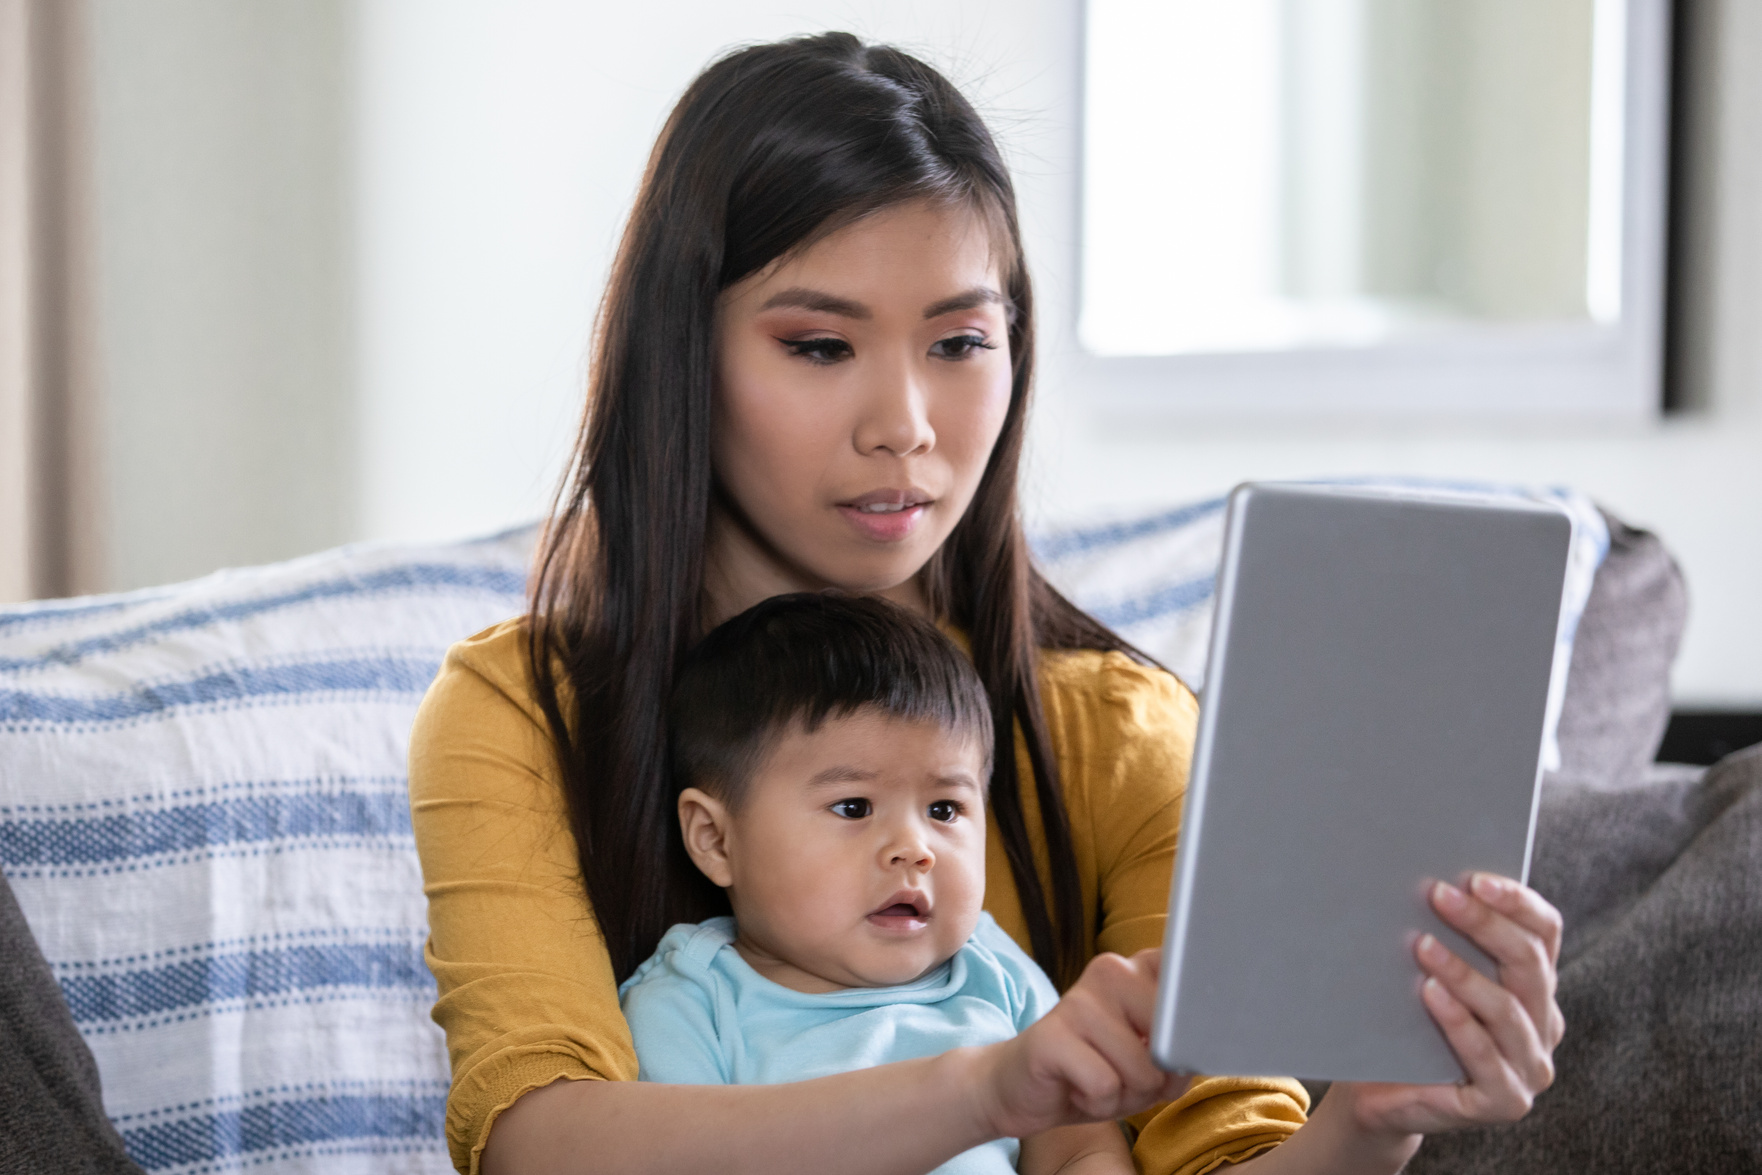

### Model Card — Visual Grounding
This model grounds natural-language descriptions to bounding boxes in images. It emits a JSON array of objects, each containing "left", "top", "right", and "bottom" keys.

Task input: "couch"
[{"left": 2, "top": 485, "right": 1755, "bottom": 1175}]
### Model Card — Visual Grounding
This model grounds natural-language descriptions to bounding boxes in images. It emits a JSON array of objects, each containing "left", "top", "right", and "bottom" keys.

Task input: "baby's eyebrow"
[
  {"left": 934, "top": 774, "right": 982, "bottom": 793},
  {"left": 806, "top": 765, "right": 880, "bottom": 788}
]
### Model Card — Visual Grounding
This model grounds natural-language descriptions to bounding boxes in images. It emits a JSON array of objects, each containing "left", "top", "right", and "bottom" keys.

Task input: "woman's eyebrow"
[
  {"left": 757, "top": 287, "right": 871, "bottom": 319},
  {"left": 922, "top": 287, "right": 1004, "bottom": 319}
]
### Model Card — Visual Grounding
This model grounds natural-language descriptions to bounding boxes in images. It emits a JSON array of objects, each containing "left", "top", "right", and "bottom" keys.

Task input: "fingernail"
[
  {"left": 1417, "top": 933, "right": 1443, "bottom": 962},
  {"left": 1471, "top": 874, "right": 1507, "bottom": 900},
  {"left": 1433, "top": 881, "right": 1467, "bottom": 912}
]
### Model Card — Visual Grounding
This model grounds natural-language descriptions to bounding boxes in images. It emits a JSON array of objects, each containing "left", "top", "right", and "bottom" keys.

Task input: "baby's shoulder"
[
  {"left": 619, "top": 917, "right": 738, "bottom": 1002},
  {"left": 619, "top": 918, "right": 743, "bottom": 1084},
  {"left": 958, "top": 913, "right": 1060, "bottom": 1026}
]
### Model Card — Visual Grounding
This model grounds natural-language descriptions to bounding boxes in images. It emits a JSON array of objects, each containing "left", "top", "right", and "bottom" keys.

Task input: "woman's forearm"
[
  {"left": 481, "top": 1047, "right": 1000, "bottom": 1175},
  {"left": 1235, "top": 1084, "right": 1420, "bottom": 1175}
]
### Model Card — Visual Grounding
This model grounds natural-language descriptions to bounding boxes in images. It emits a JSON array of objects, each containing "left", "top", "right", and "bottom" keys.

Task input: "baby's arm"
[{"left": 1017, "top": 1122, "right": 1135, "bottom": 1175}]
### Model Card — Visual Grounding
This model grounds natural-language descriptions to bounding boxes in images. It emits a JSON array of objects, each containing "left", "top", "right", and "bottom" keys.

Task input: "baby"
[{"left": 619, "top": 592, "right": 1168, "bottom": 1174}]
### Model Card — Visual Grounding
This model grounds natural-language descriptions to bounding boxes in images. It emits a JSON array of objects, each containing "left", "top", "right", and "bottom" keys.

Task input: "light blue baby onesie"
[{"left": 618, "top": 911, "right": 1059, "bottom": 1174}]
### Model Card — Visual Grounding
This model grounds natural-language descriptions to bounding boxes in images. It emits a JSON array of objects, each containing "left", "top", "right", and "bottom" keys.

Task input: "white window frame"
[{"left": 1074, "top": 0, "right": 1674, "bottom": 420}]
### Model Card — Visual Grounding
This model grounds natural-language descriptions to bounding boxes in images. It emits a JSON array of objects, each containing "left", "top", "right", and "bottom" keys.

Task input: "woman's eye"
[
  {"left": 831, "top": 798, "right": 872, "bottom": 819},
  {"left": 782, "top": 336, "right": 854, "bottom": 364},
  {"left": 929, "top": 334, "right": 997, "bottom": 360},
  {"left": 927, "top": 800, "right": 961, "bottom": 823}
]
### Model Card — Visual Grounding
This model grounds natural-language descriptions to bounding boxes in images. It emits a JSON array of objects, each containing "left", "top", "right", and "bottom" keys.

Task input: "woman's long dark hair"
[{"left": 528, "top": 32, "right": 1136, "bottom": 988}]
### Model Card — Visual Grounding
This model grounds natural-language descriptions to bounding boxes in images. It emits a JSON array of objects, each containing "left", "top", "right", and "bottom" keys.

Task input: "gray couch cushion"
[
  {"left": 1, "top": 869, "right": 142, "bottom": 1173},
  {"left": 1548, "top": 512, "right": 1688, "bottom": 790}
]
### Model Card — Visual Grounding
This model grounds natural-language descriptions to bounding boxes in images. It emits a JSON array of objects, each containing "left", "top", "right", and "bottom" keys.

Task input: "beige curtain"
[{"left": 0, "top": 0, "right": 103, "bottom": 602}]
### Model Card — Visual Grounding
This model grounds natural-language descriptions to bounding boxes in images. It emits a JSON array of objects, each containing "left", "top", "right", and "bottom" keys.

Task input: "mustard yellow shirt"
[{"left": 409, "top": 619, "right": 1307, "bottom": 1174}]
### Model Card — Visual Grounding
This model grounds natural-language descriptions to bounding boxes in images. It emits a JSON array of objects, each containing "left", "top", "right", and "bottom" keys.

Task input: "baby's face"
[{"left": 702, "top": 709, "right": 988, "bottom": 992}]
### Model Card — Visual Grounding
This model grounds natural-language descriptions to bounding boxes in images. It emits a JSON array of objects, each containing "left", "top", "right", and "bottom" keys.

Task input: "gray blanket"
[
  {"left": 1410, "top": 746, "right": 1762, "bottom": 1174},
  {"left": 0, "top": 868, "right": 142, "bottom": 1173}
]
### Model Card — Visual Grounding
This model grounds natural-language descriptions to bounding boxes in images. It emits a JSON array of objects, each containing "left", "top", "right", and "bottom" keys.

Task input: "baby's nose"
[{"left": 886, "top": 831, "right": 934, "bottom": 868}]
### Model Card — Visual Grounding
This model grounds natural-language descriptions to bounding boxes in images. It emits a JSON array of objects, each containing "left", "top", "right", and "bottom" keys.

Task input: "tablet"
[{"left": 1149, "top": 482, "right": 1572, "bottom": 1084}]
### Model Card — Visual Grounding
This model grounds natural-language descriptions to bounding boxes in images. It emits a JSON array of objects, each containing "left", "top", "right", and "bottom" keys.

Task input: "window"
[{"left": 1079, "top": 0, "right": 1671, "bottom": 417}]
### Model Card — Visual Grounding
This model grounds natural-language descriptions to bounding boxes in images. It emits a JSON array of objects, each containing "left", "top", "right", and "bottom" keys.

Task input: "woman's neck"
[{"left": 701, "top": 499, "right": 928, "bottom": 631}]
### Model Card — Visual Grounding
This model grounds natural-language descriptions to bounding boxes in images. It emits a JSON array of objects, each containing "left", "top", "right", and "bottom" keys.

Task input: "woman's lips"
[
  {"left": 837, "top": 503, "right": 926, "bottom": 542},
  {"left": 837, "top": 489, "right": 932, "bottom": 543}
]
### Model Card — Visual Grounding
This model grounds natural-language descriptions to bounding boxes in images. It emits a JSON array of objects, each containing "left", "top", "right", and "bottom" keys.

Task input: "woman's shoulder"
[
  {"left": 1032, "top": 646, "right": 1198, "bottom": 850},
  {"left": 1036, "top": 646, "right": 1198, "bottom": 742},
  {"left": 435, "top": 614, "right": 537, "bottom": 699},
  {"left": 408, "top": 616, "right": 559, "bottom": 808},
  {"left": 415, "top": 615, "right": 555, "bottom": 733}
]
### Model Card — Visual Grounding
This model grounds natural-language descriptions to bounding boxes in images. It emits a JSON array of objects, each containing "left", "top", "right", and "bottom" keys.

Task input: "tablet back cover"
[{"left": 1151, "top": 484, "right": 1570, "bottom": 1084}]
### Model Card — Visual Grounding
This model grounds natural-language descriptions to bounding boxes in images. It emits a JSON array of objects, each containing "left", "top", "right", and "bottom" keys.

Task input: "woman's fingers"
[
  {"left": 1346, "top": 878, "right": 1566, "bottom": 1140},
  {"left": 1429, "top": 878, "right": 1564, "bottom": 1050},
  {"left": 1415, "top": 934, "right": 1555, "bottom": 1095},
  {"left": 1469, "top": 874, "right": 1564, "bottom": 965},
  {"left": 1419, "top": 977, "right": 1536, "bottom": 1122}
]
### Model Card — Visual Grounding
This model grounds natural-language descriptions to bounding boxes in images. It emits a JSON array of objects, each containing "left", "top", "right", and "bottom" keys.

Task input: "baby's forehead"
[{"left": 758, "top": 707, "right": 989, "bottom": 787}]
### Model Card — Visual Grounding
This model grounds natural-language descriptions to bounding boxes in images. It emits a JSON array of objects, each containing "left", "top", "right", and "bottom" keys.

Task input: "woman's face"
[{"left": 709, "top": 200, "right": 1014, "bottom": 616}]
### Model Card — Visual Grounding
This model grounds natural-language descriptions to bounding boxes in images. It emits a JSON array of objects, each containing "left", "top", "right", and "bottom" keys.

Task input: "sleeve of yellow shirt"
[{"left": 408, "top": 620, "right": 635, "bottom": 1175}]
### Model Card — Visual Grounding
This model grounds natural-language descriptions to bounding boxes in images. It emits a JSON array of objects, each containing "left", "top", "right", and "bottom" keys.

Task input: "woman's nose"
[{"left": 853, "top": 353, "right": 935, "bottom": 458}]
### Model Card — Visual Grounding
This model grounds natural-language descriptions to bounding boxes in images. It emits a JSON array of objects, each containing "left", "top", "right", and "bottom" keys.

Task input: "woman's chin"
[{"left": 808, "top": 546, "right": 943, "bottom": 603}]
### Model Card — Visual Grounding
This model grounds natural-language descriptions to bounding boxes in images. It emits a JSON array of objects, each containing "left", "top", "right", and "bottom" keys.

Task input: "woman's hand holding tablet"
[
  {"left": 1364, "top": 873, "right": 1565, "bottom": 1133},
  {"left": 1236, "top": 872, "right": 1563, "bottom": 1174}
]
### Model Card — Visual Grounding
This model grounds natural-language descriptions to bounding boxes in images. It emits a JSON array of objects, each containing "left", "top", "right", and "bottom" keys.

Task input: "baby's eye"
[
  {"left": 927, "top": 800, "right": 961, "bottom": 823},
  {"left": 928, "top": 334, "right": 997, "bottom": 360},
  {"left": 782, "top": 336, "right": 854, "bottom": 365},
  {"left": 831, "top": 798, "right": 872, "bottom": 820}
]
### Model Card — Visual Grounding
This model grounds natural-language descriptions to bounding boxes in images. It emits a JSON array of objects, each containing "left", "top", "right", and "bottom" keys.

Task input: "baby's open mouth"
[{"left": 868, "top": 893, "right": 930, "bottom": 925}]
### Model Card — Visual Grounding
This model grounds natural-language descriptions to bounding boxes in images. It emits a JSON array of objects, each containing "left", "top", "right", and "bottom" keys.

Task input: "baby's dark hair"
[{"left": 669, "top": 592, "right": 995, "bottom": 805}]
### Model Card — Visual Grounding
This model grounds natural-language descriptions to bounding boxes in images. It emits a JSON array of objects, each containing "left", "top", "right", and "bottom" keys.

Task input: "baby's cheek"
[{"left": 939, "top": 845, "right": 988, "bottom": 934}]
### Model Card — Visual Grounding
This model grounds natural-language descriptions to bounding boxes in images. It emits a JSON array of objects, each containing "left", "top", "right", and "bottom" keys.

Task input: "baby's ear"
[{"left": 677, "top": 787, "right": 736, "bottom": 888}]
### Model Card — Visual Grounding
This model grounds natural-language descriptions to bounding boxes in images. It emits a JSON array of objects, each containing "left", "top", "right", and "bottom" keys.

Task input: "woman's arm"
[
  {"left": 486, "top": 949, "right": 1186, "bottom": 1175},
  {"left": 482, "top": 1053, "right": 996, "bottom": 1175},
  {"left": 1017, "top": 1123, "right": 1134, "bottom": 1175}
]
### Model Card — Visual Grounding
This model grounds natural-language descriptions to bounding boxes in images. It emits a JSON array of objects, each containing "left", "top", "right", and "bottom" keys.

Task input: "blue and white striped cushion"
[
  {"left": 0, "top": 482, "right": 1604, "bottom": 1175},
  {"left": 1, "top": 528, "right": 533, "bottom": 1175}
]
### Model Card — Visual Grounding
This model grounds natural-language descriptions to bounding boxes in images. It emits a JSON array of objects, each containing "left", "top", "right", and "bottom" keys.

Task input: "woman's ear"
[{"left": 678, "top": 787, "right": 736, "bottom": 888}]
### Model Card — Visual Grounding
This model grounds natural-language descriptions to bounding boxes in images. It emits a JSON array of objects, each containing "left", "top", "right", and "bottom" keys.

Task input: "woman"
[{"left": 408, "top": 32, "right": 1563, "bottom": 1175}]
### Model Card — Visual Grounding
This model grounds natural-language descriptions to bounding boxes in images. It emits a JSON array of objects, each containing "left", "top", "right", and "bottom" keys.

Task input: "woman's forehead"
[{"left": 724, "top": 201, "right": 1005, "bottom": 312}]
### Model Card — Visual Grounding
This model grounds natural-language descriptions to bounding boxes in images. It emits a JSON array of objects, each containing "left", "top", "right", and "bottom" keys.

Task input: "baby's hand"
[{"left": 971, "top": 949, "right": 1190, "bottom": 1141}]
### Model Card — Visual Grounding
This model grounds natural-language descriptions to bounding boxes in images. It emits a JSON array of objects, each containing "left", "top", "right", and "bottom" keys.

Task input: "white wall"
[
  {"left": 90, "top": 0, "right": 356, "bottom": 590},
  {"left": 91, "top": 1, "right": 1762, "bottom": 705}
]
